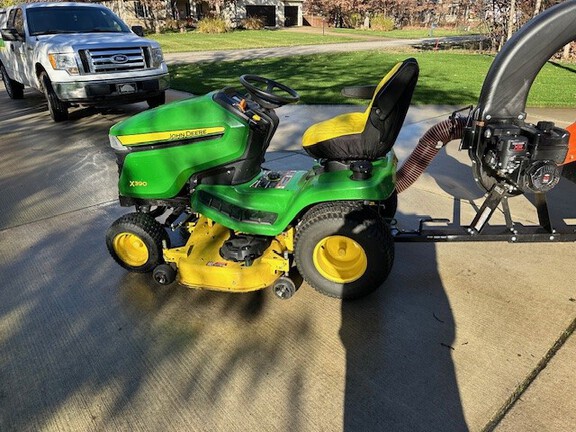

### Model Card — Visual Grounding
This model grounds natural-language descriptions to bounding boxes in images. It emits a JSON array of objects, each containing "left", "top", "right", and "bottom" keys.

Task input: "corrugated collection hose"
[{"left": 396, "top": 116, "right": 468, "bottom": 193}]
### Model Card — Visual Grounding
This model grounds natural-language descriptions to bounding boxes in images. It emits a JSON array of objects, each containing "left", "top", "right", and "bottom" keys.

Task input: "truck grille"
[{"left": 78, "top": 47, "right": 151, "bottom": 74}]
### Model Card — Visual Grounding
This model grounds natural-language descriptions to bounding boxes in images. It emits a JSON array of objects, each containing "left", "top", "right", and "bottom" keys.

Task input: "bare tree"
[
  {"left": 127, "top": 0, "right": 166, "bottom": 33},
  {"left": 204, "top": 0, "right": 238, "bottom": 17},
  {"left": 533, "top": 0, "right": 542, "bottom": 15},
  {"left": 506, "top": 0, "right": 516, "bottom": 40}
]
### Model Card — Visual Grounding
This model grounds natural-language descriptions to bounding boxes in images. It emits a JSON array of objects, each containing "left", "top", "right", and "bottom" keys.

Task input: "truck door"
[{"left": 4, "top": 7, "right": 31, "bottom": 86}]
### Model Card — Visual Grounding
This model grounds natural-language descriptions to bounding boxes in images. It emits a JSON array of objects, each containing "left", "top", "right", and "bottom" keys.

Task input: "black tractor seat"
[{"left": 302, "top": 58, "right": 419, "bottom": 161}]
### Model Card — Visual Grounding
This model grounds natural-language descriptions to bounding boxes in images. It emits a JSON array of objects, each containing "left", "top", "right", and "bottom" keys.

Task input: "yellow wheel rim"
[
  {"left": 113, "top": 232, "right": 149, "bottom": 267},
  {"left": 313, "top": 235, "right": 367, "bottom": 283}
]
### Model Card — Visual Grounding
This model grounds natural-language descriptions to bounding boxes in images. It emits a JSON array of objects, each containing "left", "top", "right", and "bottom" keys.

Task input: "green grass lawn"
[
  {"left": 168, "top": 51, "right": 576, "bottom": 107},
  {"left": 149, "top": 29, "right": 361, "bottom": 53},
  {"left": 151, "top": 27, "right": 486, "bottom": 54}
]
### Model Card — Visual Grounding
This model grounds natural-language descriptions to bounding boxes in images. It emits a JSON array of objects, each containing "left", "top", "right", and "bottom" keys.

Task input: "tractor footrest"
[{"left": 198, "top": 191, "right": 278, "bottom": 225}]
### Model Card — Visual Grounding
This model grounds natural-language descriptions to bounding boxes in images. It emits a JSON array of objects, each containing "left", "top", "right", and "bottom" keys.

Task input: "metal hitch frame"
[{"left": 392, "top": 182, "right": 576, "bottom": 243}]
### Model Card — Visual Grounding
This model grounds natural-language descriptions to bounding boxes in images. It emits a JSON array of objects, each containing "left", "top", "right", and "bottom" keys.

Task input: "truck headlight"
[
  {"left": 151, "top": 47, "right": 164, "bottom": 68},
  {"left": 48, "top": 53, "right": 79, "bottom": 75}
]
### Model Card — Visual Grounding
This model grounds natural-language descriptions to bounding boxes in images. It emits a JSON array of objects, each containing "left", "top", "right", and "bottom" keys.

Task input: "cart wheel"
[
  {"left": 295, "top": 202, "right": 394, "bottom": 300},
  {"left": 272, "top": 276, "right": 297, "bottom": 300},
  {"left": 153, "top": 264, "right": 176, "bottom": 285},
  {"left": 106, "top": 212, "right": 169, "bottom": 273}
]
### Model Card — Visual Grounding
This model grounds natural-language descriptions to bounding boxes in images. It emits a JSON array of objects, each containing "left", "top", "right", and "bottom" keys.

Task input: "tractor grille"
[{"left": 78, "top": 46, "right": 151, "bottom": 74}]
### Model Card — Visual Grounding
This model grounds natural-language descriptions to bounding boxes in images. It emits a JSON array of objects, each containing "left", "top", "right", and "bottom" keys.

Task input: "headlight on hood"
[
  {"left": 48, "top": 53, "right": 79, "bottom": 75},
  {"left": 150, "top": 47, "right": 164, "bottom": 68}
]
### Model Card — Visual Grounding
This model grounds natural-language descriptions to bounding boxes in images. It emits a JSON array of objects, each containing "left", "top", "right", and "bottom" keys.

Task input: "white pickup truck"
[{"left": 0, "top": 2, "right": 170, "bottom": 121}]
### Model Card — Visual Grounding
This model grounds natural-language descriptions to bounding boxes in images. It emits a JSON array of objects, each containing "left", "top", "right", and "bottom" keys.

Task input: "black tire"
[
  {"left": 106, "top": 212, "right": 169, "bottom": 273},
  {"left": 1, "top": 64, "right": 24, "bottom": 99},
  {"left": 294, "top": 202, "right": 394, "bottom": 300},
  {"left": 272, "top": 276, "right": 297, "bottom": 300},
  {"left": 382, "top": 190, "right": 398, "bottom": 219},
  {"left": 147, "top": 91, "right": 166, "bottom": 108},
  {"left": 40, "top": 72, "right": 68, "bottom": 122},
  {"left": 153, "top": 263, "right": 177, "bottom": 285}
]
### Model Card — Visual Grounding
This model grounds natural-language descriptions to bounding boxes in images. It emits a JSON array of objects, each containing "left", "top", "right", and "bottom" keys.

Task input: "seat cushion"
[
  {"left": 302, "top": 111, "right": 368, "bottom": 159},
  {"left": 302, "top": 111, "right": 367, "bottom": 147}
]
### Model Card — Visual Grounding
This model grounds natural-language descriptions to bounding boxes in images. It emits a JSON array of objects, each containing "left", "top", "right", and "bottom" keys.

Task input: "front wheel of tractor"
[{"left": 106, "top": 212, "right": 170, "bottom": 273}]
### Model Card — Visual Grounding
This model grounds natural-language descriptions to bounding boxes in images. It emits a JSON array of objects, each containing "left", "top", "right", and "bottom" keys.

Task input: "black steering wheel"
[{"left": 239, "top": 75, "right": 300, "bottom": 108}]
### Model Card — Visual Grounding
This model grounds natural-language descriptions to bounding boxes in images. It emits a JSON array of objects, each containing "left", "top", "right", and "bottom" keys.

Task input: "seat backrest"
[{"left": 361, "top": 58, "right": 419, "bottom": 158}]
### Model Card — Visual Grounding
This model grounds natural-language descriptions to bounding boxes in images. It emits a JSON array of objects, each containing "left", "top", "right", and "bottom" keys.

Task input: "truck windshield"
[{"left": 27, "top": 7, "right": 131, "bottom": 36}]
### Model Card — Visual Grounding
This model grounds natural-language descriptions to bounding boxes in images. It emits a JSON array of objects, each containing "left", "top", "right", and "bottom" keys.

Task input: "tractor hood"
[
  {"left": 477, "top": 0, "right": 576, "bottom": 121},
  {"left": 109, "top": 92, "right": 245, "bottom": 148}
]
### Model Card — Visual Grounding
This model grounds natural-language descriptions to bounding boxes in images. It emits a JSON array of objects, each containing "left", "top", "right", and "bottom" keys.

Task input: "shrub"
[
  {"left": 370, "top": 14, "right": 394, "bottom": 32},
  {"left": 241, "top": 16, "right": 265, "bottom": 30},
  {"left": 197, "top": 16, "right": 229, "bottom": 34},
  {"left": 348, "top": 12, "right": 362, "bottom": 29}
]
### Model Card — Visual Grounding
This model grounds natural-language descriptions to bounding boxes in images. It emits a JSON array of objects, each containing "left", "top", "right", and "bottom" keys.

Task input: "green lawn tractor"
[{"left": 106, "top": 60, "right": 419, "bottom": 300}]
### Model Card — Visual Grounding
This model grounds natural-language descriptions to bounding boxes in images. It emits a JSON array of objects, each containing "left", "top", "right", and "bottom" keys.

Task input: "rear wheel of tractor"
[
  {"left": 40, "top": 72, "right": 68, "bottom": 122},
  {"left": 1, "top": 64, "right": 24, "bottom": 99},
  {"left": 106, "top": 212, "right": 169, "bottom": 273},
  {"left": 147, "top": 91, "right": 166, "bottom": 108},
  {"left": 294, "top": 202, "right": 394, "bottom": 300},
  {"left": 382, "top": 190, "right": 398, "bottom": 220}
]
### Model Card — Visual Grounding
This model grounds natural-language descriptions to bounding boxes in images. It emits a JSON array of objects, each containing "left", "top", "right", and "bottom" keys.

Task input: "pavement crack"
[{"left": 481, "top": 315, "right": 576, "bottom": 432}]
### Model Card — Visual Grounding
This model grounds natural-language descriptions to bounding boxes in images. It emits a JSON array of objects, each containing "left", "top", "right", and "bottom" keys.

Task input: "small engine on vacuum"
[{"left": 480, "top": 120, "right": 569, "bottom": 193}]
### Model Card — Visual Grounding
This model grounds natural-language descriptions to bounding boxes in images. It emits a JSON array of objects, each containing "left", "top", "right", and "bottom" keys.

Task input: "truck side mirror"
[
  {"left": 131, "top": 25, "right": 144, "bottom": 37},
  {"left": 1, "top": 27, "right": 21, "bottom": 42}
]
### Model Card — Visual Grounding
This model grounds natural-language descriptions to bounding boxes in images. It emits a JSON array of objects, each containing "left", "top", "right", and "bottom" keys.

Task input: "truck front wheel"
[
  {"left": 147, "top": 91, "right": 166, "bottom": 109},
  {"left": 1, "top": 64, "right": 24, "bottom": 99},
  {"left": 40, "top": 72, "right": 68, "bottom": 122}
]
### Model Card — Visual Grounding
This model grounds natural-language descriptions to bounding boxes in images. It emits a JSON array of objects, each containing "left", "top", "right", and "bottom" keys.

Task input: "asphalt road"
[{"left": 0, "top": 84, "right": 575, "bottom": 432}]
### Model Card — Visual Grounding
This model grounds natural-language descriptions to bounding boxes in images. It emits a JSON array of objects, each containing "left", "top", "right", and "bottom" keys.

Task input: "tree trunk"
[
  {"left": 563, "top": 43, "right": 571, "bottom": 60},
  {"left": 507, "top": 0, "right": 516, "bottom": 41},
  {"left": 533, "top": 0, "right": 542, "bottom": 16}
]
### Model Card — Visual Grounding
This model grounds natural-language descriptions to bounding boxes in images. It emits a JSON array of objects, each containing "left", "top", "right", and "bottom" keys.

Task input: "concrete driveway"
[{"left": 0, "top": 84, "right": 575, "bottom": 432}]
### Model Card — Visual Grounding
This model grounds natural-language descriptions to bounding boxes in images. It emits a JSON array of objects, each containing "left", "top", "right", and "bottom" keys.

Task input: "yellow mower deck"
[{"left": 163, "top": 216, "right": 293, "bottom": 292}]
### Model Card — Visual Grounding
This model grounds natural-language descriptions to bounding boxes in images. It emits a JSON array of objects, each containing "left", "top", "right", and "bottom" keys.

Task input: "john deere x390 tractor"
[{"left": 106, "top": 64, "right": 418, "bottom": 300}]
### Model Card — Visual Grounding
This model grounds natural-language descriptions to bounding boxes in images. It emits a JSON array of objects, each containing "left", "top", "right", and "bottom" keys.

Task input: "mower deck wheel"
[
  {"left": 153, "top": 264, "right": 177, "bottom": 285},
  {"left": 272, "top": 276, "right": 297, "bottom": 299}
]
